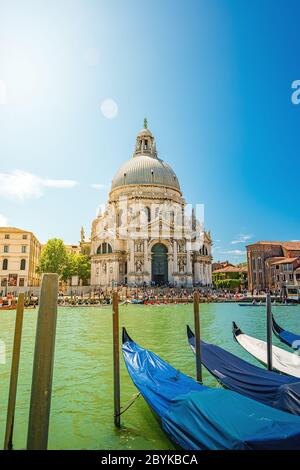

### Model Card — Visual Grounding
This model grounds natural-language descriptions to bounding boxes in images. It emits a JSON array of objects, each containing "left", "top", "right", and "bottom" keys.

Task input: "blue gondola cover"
[
  {"left": 272, "top": 315, "right": 300, "bottom": 350},
  {"left": 187, "top": 325, "right": 300, "bottom": 416},
  {"left": 122, "top": 329, "right": 300, "bottom": 450}
]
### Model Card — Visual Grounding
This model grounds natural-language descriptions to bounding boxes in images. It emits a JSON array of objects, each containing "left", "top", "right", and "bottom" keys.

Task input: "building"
[
  {"left": 247, "top": 241, "right": 300, "bottom": 291},
  {"left": 212, "top": 264, "right": 248, "bottom": 290},
  {"left": 0, "top": 227, "right": 42, "bottom": 290},
  {"left": 90, "top": 122, "right": 213, "bottom": 287},
  {"left": 212, "top": 260, "right": 234, "bottom": 272}
]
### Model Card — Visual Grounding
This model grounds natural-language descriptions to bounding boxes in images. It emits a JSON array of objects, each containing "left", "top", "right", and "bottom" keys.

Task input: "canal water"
[{"left": 0, "top": 303, "right": 299, "bottom": 449}]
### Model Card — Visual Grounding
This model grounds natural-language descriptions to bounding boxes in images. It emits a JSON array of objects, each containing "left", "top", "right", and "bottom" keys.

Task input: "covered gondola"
[
  {"left": 187, "top": 325, "right": 300, "bottom": 415},
  {"left": 272, "top": 315, "right": 300, "bottom": 350},
  {"left": 122, "top": 328, "right": 300, "bottom": 450},
  {"left": 233, "top": 322, "right": 300, "bottom": 378}
]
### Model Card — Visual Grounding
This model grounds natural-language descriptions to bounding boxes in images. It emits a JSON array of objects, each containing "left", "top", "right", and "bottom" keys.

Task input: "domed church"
[{"left": 90, "top": 121, "right": 212, "bottom": 287}]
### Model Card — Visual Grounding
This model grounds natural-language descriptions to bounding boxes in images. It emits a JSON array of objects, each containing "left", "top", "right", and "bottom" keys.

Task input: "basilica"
[{"left": 90, "top": 122, "right": 212, "bottom": 287}]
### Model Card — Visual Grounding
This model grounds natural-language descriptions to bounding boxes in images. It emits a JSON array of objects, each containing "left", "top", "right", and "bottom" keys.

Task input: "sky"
[{"left": 0, "top": 0, "right": 299, "bottom": 263}]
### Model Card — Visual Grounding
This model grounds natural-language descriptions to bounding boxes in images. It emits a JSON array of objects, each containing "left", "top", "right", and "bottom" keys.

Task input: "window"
[
  {"left": 117, "top": 210, "right": 123, "bottom": 228},
  {"left": 4, "top": 246, "right": 9, "bottom": 253},
  {"left": 252, "top": 258, "right": 256, "bottom": 270},
  {"left": 145, "top": 206, "right": 151, "bottom": 223},
  {"left": 289, "top": 274, "right": 293, "bottom": 281},
  {"left": 20, "top": 259, "right": 26, "bottom": 270},
  {"left": 277, "top": 275, "right": 280, "bottom": 281},
  {"left": 253, "top": 272, "right": 257, "bottom": 282},
  {"left": 96, "top": 242, "right": 113, "bottom": 254},
  {"left": 2, "top": 259, "right": 8, "bottom": 270},
  {"left": 19, "top": 278, "right": 25, "bottom": 287},
  {"left": 4, "top": 234, "right": 10, "bottom": 239},
  {"left": 21, "top": 246, "right": 27, "bottom": 253},
  {"left": 1, "top": 278, "right": 7, "bottom": 286},
  {"left": 258, "top": 257, "right": 262, "bottom": 269},
  {"left": 22, "top": 234, "right": 28, "bottom": 239}
]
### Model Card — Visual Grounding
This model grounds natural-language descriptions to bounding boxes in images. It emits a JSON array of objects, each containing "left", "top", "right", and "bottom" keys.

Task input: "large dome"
[
  {"left": 111, "top": 155, "right": 181, "bottom": 192},
  {"left": 111, "top": 123, "right": 181, "bottom": 192}
]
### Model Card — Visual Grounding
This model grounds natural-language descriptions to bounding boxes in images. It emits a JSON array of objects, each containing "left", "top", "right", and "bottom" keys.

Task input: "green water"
[{"left": 0, "top": 303, "right": 299, "bottom": 449}]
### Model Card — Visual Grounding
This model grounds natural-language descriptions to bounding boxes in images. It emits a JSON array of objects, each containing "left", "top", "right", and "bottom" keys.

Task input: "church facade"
[{"left": 90, "top": 122, "right": 212, "bottom": 287}]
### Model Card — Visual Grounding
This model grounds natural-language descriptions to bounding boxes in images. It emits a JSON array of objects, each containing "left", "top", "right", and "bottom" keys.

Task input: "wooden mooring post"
[
  {"left": 112, "top": 291, "right": 121, "bottom": 427},
  {"left": 266, "top": 293, "right": 273, "bottom": 371},
  {"left": 27, "top": 273, "right": 58, "bottom": 450},
  {"left": 193, "top": 291, "right": 202, "bottom": 383},
  {"left": 4, "top": 293, "right": 25, "bottom": 450}
]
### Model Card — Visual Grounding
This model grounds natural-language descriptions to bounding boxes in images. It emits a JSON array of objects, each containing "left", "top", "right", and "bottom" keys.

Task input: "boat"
[
  {"left": 0, "top": 305, "right": 16, "bottom": 311},
  {"left": 239, "top": 302, "right": 297, "bottom": 307},
  {"left": 187, "top": 325, "right": 300, "bottom": 415},
  {"left": 272, "top": 315, "right": 300, "bottom": 350},
  {"left": 130, "top": 299, "right": 144, "bottom": 304},
  {"left": 238, "top": 303, "right": 264, "bottom": 307},
  {"left": 232, "top": 322, "right": 300, "bottom": 378},
  {"left": 122, "top": 328, "right": 300, "bottom": 450}
]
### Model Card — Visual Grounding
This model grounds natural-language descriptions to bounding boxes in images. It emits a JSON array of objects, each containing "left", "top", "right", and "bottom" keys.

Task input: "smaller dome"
[{"left": 137, "top": 128, "right": 153, "bottom": 138}]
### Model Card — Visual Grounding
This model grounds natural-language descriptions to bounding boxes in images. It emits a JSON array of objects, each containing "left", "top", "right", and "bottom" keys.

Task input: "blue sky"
[{"left": 0, "top": 0, "right": 299, "bottom": 262}]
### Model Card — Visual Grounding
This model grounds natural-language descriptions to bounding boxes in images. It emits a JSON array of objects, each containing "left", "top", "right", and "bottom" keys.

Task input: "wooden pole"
[
  {"left": 4, "top": 293, "right": 25, "bottom": 450},
  {"left": 266, "top": 292, "right": 273, "bottom": 371},
  {"left": 112, "top": 291, "right": 121, "bottom": 427},
  {"left": 193, "top": 291, "right": 202, "bottom": 383},
  {"left": 27, "top": 273, "right": 58, "bottom": 450}
]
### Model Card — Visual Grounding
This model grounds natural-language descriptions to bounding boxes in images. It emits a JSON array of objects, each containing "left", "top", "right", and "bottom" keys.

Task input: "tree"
[
  {"left": 77, "top": 254, "right": 91, "bottom": 284},
  {"left": 61, "top": 252, "right": 78, "bottom": 282},
  {"left": 37, "top": 239, "right": 68, "bottom": 276},
  {"left": 61, "top": 253, "right": 91, "bottom": 284}
]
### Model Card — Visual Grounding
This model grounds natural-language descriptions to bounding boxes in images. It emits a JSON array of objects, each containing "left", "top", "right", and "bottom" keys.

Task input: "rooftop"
[{"left": 247, "top": 241, "right": 300, "bottom": 250}]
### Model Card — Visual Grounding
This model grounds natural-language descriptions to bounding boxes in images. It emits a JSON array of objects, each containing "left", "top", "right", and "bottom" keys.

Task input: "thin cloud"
[
  {"left": 91, "top": 183, "right": 109, "bottom": 190},
  {"left": 221, "top": 249, "right": 246, "bottom": 256},
  {"left": 45, "top": 179, "right": 77, "bottom": 188},
  {"left": 0, "top": 214, "right": 8, "bottom": 226},
  {"left": 231, "top": 234, "right": 252, "bottom": 245},
  {"left": 0, "top": 170, "right": 78, "bottom": 201}
]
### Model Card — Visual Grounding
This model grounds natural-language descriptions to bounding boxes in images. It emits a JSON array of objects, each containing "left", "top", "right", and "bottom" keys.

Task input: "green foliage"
[
  {"left": 38, "top": 239, "right": 91, "bottom": 282},
  {"left": 37, "top": 239, "right": 68, "bottom": 275},
  {"left": 76, "top": 254, "right": 91, "bottom": 282},
  {"left": 214, "top": 279, "right": 242, "bottom": 290}
]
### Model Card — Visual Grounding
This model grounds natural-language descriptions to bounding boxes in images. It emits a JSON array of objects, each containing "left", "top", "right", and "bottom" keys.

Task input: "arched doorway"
[{"left": 151, "top": 243, "right": 168, "bottom": 285}]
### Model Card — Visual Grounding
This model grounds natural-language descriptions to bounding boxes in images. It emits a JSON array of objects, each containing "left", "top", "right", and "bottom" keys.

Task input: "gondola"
[
  {"left": 272, "top": 315, "right": 300, "bottom": 350},
  {"left": 238, "top": 303, "right": 264, "bottom": 307},
  {"left": 239, "top": 303, "right": 297, "bottom": 307},
  {"left": 0, "top": 305, "right": 16, "bottom": 311},
  {"left": 130, "top": 299, "right": 144, "bottom": 304},
  {"left": 187, "top": 325, "right": 300, "bottom": 415},
  {"left": 122, "top": 328, "right": 300, "bottom": 450},
  {"left": 232, "top": 322, "right": 300, "bottom": 378}
]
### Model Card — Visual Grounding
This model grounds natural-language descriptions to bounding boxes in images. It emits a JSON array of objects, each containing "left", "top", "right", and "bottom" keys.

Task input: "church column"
[
  {"left": 194, "top": 261, "right": 200, "bottom": 283},
  {"left": 129, "top": 239, "right": 135, "bottom": 272},
  {"left": 144, "top": 239, "right": 150, "bottom": 284},
  {"left": 186, "top": 252, "right": 193, "bottom": 287},
  {"left": 168, "top": 253, "right": 173, "bottom": 284},
  {"left": 204, "top": 264, "right": 208, "bottom": 285},
  {"left": 186, "top": 251, "right": 192, "bottom": 274},
  {"left": 200, "top": 263, "right": 204, "bottom": 285},
  {"left": 128, "top": 239, "right": 135, "bottom": 285},
  {"left": 208, "top": 263, "right": 212, "bottom": 285},
  {"left": 144, "top": 239, "right": 148, "bottom": 272},
  {"left": 173, "top": 240, "right": 178, "bottom": 274},
  {"left": 113, "top": 258, "right": 119, "bottom": 285}
]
